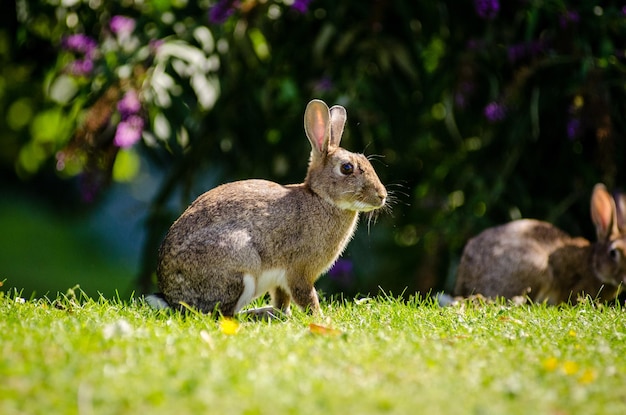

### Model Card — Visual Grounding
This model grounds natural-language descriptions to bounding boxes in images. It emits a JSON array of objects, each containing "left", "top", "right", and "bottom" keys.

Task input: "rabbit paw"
[
  {"left": 145, "top": 293, "right": 170, "bottom": 310},
  {"left": 239, "top": 306, "right": 288, "bottom": 321}
]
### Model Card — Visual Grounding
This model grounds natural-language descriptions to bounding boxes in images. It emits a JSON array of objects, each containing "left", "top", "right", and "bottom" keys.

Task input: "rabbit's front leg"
[
  {"left": 271, "top": 286, "right": 292, "bottom": 316},
  {"left": 290, "top": 281, "right": 321, "bottom": 315}
]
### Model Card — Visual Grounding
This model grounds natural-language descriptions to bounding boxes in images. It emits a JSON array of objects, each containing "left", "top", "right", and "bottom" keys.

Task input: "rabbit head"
[
  {"left": 591, "top": 184, "right": 626, "bottom": 287},
  {"left": 303, "top": 99, "right": 387, "bottom": 212}
]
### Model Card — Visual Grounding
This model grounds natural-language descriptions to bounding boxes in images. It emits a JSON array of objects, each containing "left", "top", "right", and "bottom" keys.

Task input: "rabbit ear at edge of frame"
[
  {"left": 590, "top": 183, "right": 619, "bottom": 241},
  {"left": 329, "top": 105, "right": 347, "bottom": 148},
  {"left": 304, "top": 99, "right": 331, "bottom": 156},
  {"left": 613, "top": 191, "right": 626, "bottom": 232}
]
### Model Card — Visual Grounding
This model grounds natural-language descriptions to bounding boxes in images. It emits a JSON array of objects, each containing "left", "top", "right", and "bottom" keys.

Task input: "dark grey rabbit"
[
  {"left": 454, "top": 184, "right": 626, "bottom": 304},
  {"left": 150, "top": 99, "right": 387, "bottom": 316}
]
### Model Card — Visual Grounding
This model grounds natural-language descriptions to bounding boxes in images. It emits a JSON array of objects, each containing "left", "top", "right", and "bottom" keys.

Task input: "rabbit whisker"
[
  {"left": 366, "top": 153, "right": 385, "bottom": 161},
  {"left": 364, "top": 209, "right": 384, "bottom": 234},
  {"left": 384, "top": 184, "right": 410, "bottom": 207},
  {"left": 366, "top": 154, "right": 388, "bottom": 167}
]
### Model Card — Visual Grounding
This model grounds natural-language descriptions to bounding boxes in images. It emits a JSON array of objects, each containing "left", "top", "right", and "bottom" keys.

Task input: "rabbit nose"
[{"left": 377, "top": 188, "right": 388, "bottom": 205}]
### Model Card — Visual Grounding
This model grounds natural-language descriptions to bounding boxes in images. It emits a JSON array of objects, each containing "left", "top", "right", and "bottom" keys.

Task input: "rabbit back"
[{"left": 454, "top": 219, "right": 578, "bottom": 302}]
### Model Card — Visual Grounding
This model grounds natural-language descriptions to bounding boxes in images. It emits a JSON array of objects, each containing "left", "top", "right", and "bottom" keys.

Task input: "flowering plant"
[
  {"left": 3, "top": 0, "right": 625, "bottom": 293},
  {"left": 20, "top": 4, "right": 221, "bottom": 200}
]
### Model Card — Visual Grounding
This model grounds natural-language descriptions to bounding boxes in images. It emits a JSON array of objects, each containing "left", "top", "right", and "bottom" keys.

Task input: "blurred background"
[{"left": 1, "top": 0, "right": 624, "bottom": 300}]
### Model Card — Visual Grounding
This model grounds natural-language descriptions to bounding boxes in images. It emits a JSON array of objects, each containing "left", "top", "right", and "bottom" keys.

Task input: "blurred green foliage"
[{"left": 1, "top": 0, "right": 625, "bottom": 297}]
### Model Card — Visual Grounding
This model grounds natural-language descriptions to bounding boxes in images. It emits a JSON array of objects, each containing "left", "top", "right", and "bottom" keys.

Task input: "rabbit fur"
[
  {"left": 454, "top": 184, "right": 626, "bottom": 304},
  {"left": 154, "top": 99, "right": 387, "bottom": 316}
]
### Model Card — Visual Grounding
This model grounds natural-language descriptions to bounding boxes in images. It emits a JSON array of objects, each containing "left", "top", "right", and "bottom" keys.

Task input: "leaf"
[
  {"left": 421, "top": 36, "right": 445, "bottom": 74},
  {"left": 112, "top": 148, "right": 140, "bottom": 182},
  {"left": 30, "top": 108, "right": 70, "bottom": 144},
  {"left": 309, "top": 323, "right": 344, "bottom": 337},
  {"left": 248, "top": 28, "right": 270, "bottom": 61}
]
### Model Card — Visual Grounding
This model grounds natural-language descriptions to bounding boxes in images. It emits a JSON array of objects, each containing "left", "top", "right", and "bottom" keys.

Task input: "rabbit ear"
[
  {"left": 591, "top": 183, "right": 619, "bottom": 240},
  {"left": 614, "top": 191, "right": 626, "bottom": 232},
  {"left": 329, "top": 105, "right": 347, "bottom": 148},
  {"left": 304, "top": 100, "right": 331, "bottom": 156}
]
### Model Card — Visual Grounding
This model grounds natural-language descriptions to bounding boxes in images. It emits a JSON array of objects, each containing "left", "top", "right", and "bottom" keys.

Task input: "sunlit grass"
[{"left": 1, "top": 289, "right": 625, "bottom": 414}]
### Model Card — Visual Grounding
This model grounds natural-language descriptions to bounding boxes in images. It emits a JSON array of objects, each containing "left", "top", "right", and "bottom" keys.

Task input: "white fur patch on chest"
[
  {"left": 255, "top": 268, "right": 288, "bottom": 297},
  {"left": 234, "top": 269, "right": 288, "bottom": 313}
]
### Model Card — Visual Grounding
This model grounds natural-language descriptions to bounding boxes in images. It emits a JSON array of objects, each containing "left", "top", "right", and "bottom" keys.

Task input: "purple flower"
[
  {"left": 529, "top": 39, "right": 547, "bottom": 55},
  {"left": 110, "top": 16, "right": 136, "bottom": 37},
  {"left": 114, "top": 115, "right": 144, "bottom": 148},
  {"left": 292, "top": 0, "right": 313, "bottom": 13},
  {"left": 314, "top": 76, "right": 333, "bottom": 93},
  {"left": 559, "top": 10, "right": 580, "bottom": 28},
  {"left": 62, "top": 34, "right": 98, "bottom": 77},
  {"left": 62, "top": 34, "right": 97, "bottom": 56},
  {"left": 454, "top": 82, "right": 475, "bottom": 109},
  {"left": 466, "top": 39, "right": 485, "bottom": 51},
  {"left": 67, "top": 58, "right": 94, "bottom": 76},
  {"left": 149, "top": 39, "right": 164, "bottom": 53},
  {"left": 484, "top": 101, "right": 507, "bottom": 122},
  {"left": 507, "top": 40, "right": 546, "bottom": 63},
  {"left": 79, "top": 174, "right": 101, "bottom": 203},
  {"left": 209, "top": 0, "right": 237, "bottom": 24},
  {"left": 474, "top": 0, "right": 500, "bottom": 20},
  {"left": 566, "top": 118, "right": 581, "bottom": 140},
  {"left": 117, "top": 90, "right": 141, "bottom": 118},
  {"left": 507, "top": 43, "right": 527, "bottom": 63},
  {"left": 328, "top": 259, "right": 354, "bottom": 287},
  {"left": 455, "top": 92, "right": 467, "bottom": 108}
]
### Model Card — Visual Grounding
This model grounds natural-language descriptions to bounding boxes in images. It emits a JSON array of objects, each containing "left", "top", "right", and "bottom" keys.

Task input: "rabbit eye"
[
  {"left": 609, "top": 248, "right": 620, "bottom": 261},
  {"left": 340, "top": 162, "right": 354, "bottom": 175}
]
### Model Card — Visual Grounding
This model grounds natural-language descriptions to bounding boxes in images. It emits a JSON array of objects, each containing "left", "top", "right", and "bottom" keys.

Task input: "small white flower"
[{"left": 103, "top": 319, "right": 133, "bottom": 339}]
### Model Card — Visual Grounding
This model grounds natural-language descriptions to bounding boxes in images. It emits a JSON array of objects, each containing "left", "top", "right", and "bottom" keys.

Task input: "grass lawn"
[{"left": 1, "top": 289, "right": 626, "bottom": 415}]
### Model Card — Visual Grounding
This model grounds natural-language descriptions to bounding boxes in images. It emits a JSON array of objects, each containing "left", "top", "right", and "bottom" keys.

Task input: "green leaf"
[
  {"left": 421, "top": 36, "right": 445, "bottom": 73},
  {"left": 30, "top": 108, "right": 70, "bottom": 144},
  {"left": 112, "top": 148, "right": 141, "bottom": 182},
  {"left": 248, "top": 28, "right": 270, "bottom": 62}
]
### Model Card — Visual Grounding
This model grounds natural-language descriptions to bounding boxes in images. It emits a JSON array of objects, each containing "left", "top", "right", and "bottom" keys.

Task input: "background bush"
[{"left": 1, "top": 0, "right": 624, "bottom": 298}]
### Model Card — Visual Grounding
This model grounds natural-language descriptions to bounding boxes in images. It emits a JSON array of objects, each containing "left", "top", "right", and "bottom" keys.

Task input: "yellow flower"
[
  {"left": 562, "top": 360, "right": 579, "bottom": 375},
  {"left": 568, "top": 330, "right": 577, "bottom": 337},
  {"left": 578, "top": 368, "right": 597, "bottom": 384},
  {"left": 543, "top": 357, "right": 559, "bottom": 372},
  {"left": 573, "top": 95, "right": 584, "bottom": 109},
  {"left": 219, "top": 318, "right": 240, "bottom": 335}
]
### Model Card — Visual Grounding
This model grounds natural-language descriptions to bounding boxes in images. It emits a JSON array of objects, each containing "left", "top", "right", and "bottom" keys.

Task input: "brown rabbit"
[
  {"left": 152, "top": 99, "right": 387, "bottom": 316},
  {"left": 454, "top": 184, "right": 626, "bottom": 304}
]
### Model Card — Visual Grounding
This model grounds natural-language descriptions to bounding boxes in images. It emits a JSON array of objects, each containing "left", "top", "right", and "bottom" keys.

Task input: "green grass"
[{"left": 2, "top": 290, "right": 626, "bottom": 415}]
